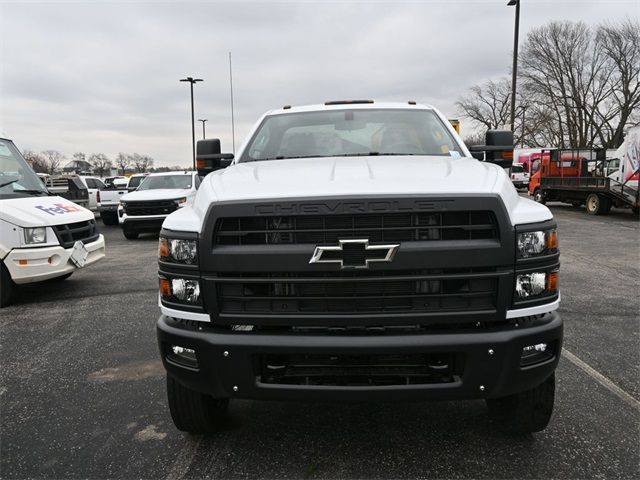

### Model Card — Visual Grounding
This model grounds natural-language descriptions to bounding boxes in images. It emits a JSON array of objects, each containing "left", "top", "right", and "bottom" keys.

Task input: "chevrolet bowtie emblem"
[{"left": 309, "top": 239, "right": 399, "bottom": 269}]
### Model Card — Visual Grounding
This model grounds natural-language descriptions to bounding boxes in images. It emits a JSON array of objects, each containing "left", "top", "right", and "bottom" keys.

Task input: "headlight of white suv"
[
  {"left": 159, "top": 236, "right": 198, "bottom": 265},
  {"left": 24, "top": 227, "right": 47, "bottom": 244}
]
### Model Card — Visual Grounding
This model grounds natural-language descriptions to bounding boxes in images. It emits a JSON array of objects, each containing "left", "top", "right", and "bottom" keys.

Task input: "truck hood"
[
  {"left": 164, "top": 155, "right": 553, "bottom": 233},
  {"left": 0, "top": 196, "right": 94, "bottom": 228},
  {"left": 121, "top": 189, "right": 193, "bottom": 202},
  {"left": 206, "top": 156, "right": 500, "bottom": 200}
]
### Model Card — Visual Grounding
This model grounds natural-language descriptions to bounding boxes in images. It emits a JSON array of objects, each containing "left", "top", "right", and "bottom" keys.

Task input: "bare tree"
[
  {"left": 456, "top": 77, "right": 513, "bottom": 131},
  {"left": 89, "top": 153, "right": 112, "bottom": 177},
  {"left": 130, "top": 153, "right": 154, "bottom": 173},
  {"left": 115, "top": 153, "right": 131, "bottom": 176},
  {"left": 458, "top": 19, "right": 640, "bottom": 149},
  {"left": 22, "top": 150, "right": 46, "bottom": 173},
  {"left": 40, "top": 150, "right": 65, "bottom": 174},
  {"left": 594, "top": 18, "right": 640, "bottom": 147},
  {"left": 72, "top": 152, "right": 86, "bottom": 163}
]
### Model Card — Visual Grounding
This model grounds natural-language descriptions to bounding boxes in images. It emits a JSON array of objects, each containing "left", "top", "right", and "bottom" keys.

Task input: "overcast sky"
[{"left": 1, "top": 0, "right": 638, "bottom": 167}]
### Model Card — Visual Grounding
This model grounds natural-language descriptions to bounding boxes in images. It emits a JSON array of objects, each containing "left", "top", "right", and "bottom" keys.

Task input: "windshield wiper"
[
  {"left": 0, "top": 179, "right": 19, "bottom": 188},
  {"left": 252, "top": 155, "right": 326, "bottom": 161},
  {"left": 19, "top": 189, "right": 49, "bottom": 196},
  {"left": 328, "top": 152, "right": 420, "bottom": 157}
]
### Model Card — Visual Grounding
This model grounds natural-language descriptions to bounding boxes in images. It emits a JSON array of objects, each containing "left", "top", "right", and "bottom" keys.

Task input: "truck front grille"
[
  {"left": 259, "top": 352, "right": 463, "bottom": 386},
  {"left": 217, "top": 269, "right": 497, "bottom": 315},
  {"left": 52, "top": 220, "right": 99, "bottom": 249},
  {"left": 124, "top": 200, "right": 178, "bottom": 216},
  {"left": 214, "top": 211, "right": 498, "bottom": 245}
]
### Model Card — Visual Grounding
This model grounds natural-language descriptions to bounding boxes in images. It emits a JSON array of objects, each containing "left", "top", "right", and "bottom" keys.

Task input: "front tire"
[
  {"left": 586, "top": 194, "right": 610, "bottom": 215},
  {"left": 167, "top": 375, "right": 229, "bottom": 433},
  {"left": 123, "top": 231, "right": 139, "bottom": 240},
  {"left": 487, "top": 373, "right": 555, "bottom": 434},
  {"left": 533, "top": 189, "right": 546, "bottom": 204},
  {"left": 0, "top": 261, "right": 15, "bottom": 308},
  {"left": 101, "top": 212, "right": 118, "bottom": 226}
]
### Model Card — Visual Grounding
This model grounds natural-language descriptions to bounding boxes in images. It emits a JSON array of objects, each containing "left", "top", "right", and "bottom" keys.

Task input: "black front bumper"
[
  {"left": 157, "top": 312, "right": 562, "bottom": 402},
  {"left": 122, "top": 217, "right": 165, "bottom": 233}
]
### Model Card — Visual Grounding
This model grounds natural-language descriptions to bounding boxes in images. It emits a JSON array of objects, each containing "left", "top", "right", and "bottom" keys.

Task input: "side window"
[
  {"left": 95, "top": 179, "right": 106, "bottom": 189},
  {"left": 85, "top": 178, "right": 96, "bottom": 189}
]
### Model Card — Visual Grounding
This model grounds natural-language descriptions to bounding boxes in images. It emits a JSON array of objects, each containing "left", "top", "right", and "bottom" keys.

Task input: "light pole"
[
  {"left": 198, "top": 119, "right": 208, "bottom": 139},
  {"left": 180, "top": 77, "right": 203, "bottom": 170},
  {"left": 520, "top": 104, "right": 528, "bottom": 147},
  {"left": 507, "top": 0, "right": 520, "bottom": 133}
]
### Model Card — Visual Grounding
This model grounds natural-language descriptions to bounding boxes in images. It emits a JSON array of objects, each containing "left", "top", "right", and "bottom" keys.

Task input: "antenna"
[{"left": 229, "top": 51, "right": 236, "bottom": 154}]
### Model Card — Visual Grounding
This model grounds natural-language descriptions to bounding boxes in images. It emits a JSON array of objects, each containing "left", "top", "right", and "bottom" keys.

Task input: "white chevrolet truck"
[
  {"left": 118, "top": 171, "right": 200, "bottom": 239},
  {"left": 156, "top": 101, "right": 562, "bottom": 434},
  {"left": 0, "top": 138, "right": 106, "bottom": 307}
]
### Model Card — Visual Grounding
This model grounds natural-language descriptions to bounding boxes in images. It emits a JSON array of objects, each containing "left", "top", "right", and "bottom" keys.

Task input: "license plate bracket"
[{"left": 70, "top": 241, "right": 89, "bottom": 268}]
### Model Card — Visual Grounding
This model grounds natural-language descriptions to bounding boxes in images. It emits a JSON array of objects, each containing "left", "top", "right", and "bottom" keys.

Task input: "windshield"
[
  {"left": 136, "top": 175, "right": 192, "bottom": 190},
  {"left": 127, "top": 175, "right": 146, "bottom": 189},
  {"left": 0, "top": 140, "right": 49, "bottom": 199},
  {"left": 240, "top": 108, "right": 464, "bottom": 162},
  {"left": 512, "top": 165, "right": 524, "bottom": 173}
]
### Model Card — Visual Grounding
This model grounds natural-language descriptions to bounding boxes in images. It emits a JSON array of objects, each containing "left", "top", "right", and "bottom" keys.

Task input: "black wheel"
[
  {"left": 487, "top": 373, "right": 555, "bottom": 434},
  {"left": 123, "top": 231, "right": 139, "bottom": 240},
  {"left": 101, "top": 212, "right": 118, "bottom": 226},
  {"left": 48, "top": 272, "right": 73, "bottom": 282},
  {"left": 166, "top": 374, "right": 229, "bottom": 433},
  {"left": 533, "top": 189, "right": 546, "bottom": 204},
  {"left": 586, "top": 194, "right": 610, "bottom": 215},
  {"left": 0, "top": 261, "right": 16, "bottom": 308}
]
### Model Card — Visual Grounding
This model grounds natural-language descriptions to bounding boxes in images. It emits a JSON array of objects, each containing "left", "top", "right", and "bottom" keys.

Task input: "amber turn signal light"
[
  {"left": 547, "top": 230, "right": 558, "bottom": 250},
  {"left": 158, "top": 237, "right": 170, "bottom": 259},
  {"left": 547, "top": 271, "right": 559, "bottom": 293},
  {"left": 159, "top": 277, "right": 172, "bottom": 298}
]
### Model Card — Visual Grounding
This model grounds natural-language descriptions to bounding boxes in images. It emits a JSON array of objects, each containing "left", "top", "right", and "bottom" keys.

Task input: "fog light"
[
  {"left": 521, "top": 342, "right": 553, "bottom": 367},
  {"left": 168, "top": 345, "right": 198, "bottom": 368}
]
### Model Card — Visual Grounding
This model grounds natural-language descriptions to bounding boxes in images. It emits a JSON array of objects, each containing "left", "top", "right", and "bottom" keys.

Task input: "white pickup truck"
[
  {"left": 155, "top": 101, "right": 562, "bottom": 435},
  {"left": 97, "top": 178, "right": 128, "bottom": 225},
  {"left": 0, "top": 138, "right": 106, "bottom": 307},
  {"left": 118, "top": 171, "right": 200, "bottom": 239}
]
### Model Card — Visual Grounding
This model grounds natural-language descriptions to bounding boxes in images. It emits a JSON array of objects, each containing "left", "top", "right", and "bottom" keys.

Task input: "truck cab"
[{"left": 0, "top": 138, "right": 106, "bottom": 307}]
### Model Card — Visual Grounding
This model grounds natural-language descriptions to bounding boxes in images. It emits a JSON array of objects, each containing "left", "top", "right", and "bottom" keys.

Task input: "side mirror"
[
  {"left": 468, "top": 130, "right": 514, "bottom": 169},
  {"left": 196, "top": 139, "right": 234, "bottom": 176}
]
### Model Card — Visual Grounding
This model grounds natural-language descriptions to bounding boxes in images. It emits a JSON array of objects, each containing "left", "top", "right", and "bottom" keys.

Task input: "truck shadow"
[{"left": 190, "top": 399, "right": 537, "bottom": 478}]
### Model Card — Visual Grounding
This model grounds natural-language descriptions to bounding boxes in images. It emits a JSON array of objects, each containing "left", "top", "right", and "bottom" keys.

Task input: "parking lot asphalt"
[{"left": 1, "top": 200, "right": 639, "bottom": 479}]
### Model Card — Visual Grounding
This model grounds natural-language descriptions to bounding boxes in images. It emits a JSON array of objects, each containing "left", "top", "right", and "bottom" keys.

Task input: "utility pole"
[
  {"left": 180, "top": 77, "right": 203, "bottom": 169},
  {"left": 229, "top": 52, "right": 236, "bottom": 154},
  {"left": 198, "top": 119, "right": 208, "bottom": 139},
  {"left": 507, "top": 0, "right": 520, "bottom": 133}
]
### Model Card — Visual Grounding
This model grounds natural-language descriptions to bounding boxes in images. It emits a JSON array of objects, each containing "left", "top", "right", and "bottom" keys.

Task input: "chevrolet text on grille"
[{"left": 254, "top": 200, "right": 456, "bottom": 215}]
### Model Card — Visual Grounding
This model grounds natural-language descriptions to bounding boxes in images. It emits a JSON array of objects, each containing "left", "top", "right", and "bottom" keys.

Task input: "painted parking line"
[{"left": 562, "top": 348, "right": 640, "bottom": 411}]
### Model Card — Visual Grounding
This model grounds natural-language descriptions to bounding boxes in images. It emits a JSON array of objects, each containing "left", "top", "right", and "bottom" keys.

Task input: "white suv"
[{"left": 118, "top": 171, "right": 200, "bottom": 239}]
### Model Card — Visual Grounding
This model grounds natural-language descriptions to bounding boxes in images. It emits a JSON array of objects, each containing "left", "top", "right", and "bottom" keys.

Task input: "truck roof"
[{"left": 264, "top": 101, "right": 435, "bottom": 116}]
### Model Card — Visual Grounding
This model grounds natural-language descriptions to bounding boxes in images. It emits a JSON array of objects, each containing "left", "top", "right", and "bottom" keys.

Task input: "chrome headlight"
[
  {"left": 515, "top": 271, "right": 558, "bottom": 299},
  {"left": 24, "top": 227, "right": 47, "bottom": 244},
  {"left": 174, "top": 197, "right": 188, "bottom": 207},
  {"left": 159, "top": 276, "right": 201, "bottom": 305},
  {"left": 159, "top": 236, "right": 198, "bottom": 264},
  {"left": 517, "top": 229, "right": 558, "bottom": 258}
]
